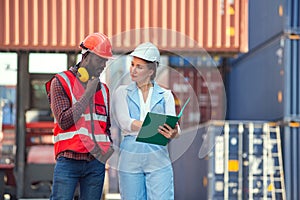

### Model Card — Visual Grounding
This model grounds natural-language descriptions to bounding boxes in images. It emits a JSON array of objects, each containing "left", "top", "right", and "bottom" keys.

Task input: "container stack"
[
  {"left": 226, "top": 0, "right": 299, "bottom": 199},
  {"left": 282, "top": 1, "right": 300, "bottom": 199}
]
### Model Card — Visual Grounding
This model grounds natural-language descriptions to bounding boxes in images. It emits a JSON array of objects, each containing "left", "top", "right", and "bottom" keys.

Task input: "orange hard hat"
[{"left": 80, "top": 33, "right": 113, "bottom": 59}]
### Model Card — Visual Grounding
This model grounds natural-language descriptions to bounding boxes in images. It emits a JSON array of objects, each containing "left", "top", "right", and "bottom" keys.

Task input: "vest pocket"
[{"left": 95, "top": 104, "right": 107, "bottom": 116}]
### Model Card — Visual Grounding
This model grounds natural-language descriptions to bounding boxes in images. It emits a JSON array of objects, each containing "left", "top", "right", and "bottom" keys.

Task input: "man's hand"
[{"left": 84, "top": 77, "right": 99, "bottom": 99}]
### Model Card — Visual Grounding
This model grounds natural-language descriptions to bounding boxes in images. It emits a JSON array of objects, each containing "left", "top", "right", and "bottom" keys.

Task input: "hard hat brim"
[
  {"left": 83, "top": 49, "right": 115, "bottom": 60},
  {"left": 129, "top": 52, "right": 157, "bottom": 62}
]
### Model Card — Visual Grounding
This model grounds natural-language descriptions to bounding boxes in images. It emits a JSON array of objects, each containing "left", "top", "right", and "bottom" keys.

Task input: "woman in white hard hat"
[{"left": 112, "top": 42, "right": 179, "bottom": 200}]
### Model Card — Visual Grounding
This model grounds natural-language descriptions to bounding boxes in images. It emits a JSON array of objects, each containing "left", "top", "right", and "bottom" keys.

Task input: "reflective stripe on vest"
[
  {"left": 58, "top": 72, "right": 77, "bottom": 104},
  {"left": 82, "top": 113, "right": 107, "bottom": 122},
  {"left": 53, "top": 127, "right": 110, "bottom": 143}
]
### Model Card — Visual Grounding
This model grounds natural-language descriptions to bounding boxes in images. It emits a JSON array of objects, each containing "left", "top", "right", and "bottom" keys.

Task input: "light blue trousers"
[{"left": 119, "top": 165, "right": 174, "bottom": 200}]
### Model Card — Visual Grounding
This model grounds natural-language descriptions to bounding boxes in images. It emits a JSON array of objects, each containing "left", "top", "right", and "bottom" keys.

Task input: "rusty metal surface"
[{"left": 0, "top": 0, "right": 248, "bottom": 54}]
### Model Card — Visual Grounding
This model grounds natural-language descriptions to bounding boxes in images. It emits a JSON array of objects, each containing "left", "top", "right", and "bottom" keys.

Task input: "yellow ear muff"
[{"left": 78, "top": 67, "right": 89, "bottom": 83}]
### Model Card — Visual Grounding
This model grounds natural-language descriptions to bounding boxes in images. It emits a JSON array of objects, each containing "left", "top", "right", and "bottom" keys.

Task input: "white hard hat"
[{"left": 130, "top": 42, "right": 160, "bottom": 63}]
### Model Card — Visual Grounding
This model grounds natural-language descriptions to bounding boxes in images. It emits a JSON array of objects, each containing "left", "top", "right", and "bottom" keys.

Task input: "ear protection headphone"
[
  {"left": 78, "top": 67, "right": 96, "bottom": 83},
  {"left": 78, "top": 67, "right": 90, "bottom": 83}
]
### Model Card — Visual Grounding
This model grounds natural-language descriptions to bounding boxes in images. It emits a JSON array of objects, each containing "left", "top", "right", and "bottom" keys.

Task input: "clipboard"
[{"left": 136, "top": 98, "right": 190, "bottom": 146}]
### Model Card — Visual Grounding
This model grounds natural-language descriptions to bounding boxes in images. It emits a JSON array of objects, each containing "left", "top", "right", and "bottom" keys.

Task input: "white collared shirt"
[{"left": 138, "top": 86, "right": 153, "bottom": 121}]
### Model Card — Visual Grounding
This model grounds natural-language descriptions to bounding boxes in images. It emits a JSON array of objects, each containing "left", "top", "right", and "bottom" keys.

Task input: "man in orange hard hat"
[{"left": 46, "top": 33, "right": 114, "bottom": 200}]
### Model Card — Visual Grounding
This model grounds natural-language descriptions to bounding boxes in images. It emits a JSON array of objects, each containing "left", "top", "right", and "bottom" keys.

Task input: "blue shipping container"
[
  {"left": 208, "top": 121, "right": 284, "bottom": 200},
  {"left": 227, "top": 36, "right": 284, "bottom": 120},
  {"left": 248, "top": 0, "right": 284, "bottom": 49}
]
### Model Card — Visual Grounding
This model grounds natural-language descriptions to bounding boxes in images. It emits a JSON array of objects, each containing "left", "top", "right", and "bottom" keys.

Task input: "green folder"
[{"left": 136, "top": 98, "right": 190, "bottom": 146}]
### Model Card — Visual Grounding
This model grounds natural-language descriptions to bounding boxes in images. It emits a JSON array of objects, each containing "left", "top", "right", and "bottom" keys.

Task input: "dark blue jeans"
[{"left": 50, "top": 157, "right": 105, "bottom": 200}]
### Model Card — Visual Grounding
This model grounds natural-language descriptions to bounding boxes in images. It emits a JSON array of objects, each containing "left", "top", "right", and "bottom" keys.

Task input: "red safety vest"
[{"left": 47, "top": 70, "right": 111, "bottom": 157}]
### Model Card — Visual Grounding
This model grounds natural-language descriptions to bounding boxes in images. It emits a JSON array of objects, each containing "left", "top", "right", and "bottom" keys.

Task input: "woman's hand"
[
  {"left": 131, "top": 120, "right": 143, "bottom": 131},
  {"left": 158, "top": 124, "right": 179, "bottom": 139}
]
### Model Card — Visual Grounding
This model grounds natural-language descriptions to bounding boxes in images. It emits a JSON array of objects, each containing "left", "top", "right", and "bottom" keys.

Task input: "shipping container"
[
  {"left": 284, "top": 0, "right": 300, "bottom": 118},
  {"left": 283, "top": 123, "right": 300, "bottom": 200},
  {"left": 0, "top": 0, "right": 248, "bottom": 54},
  {"left": 168, "top": 57, "right": 226, "bottom": 126},
  {"left": 281, "top": 0, "right": 300, "bottom": 199},
  {"left": 248, "top": 0, "right": 284, "bottom": 49},
  {"left": 284, "top": 38, "right": 300, "bottom": 118},
  {"left": 283, "top": 40, "right": 300, "bottom": 200},
  {"left": 227, "top": 1, "right": 299, "bottom": 198},
  {"left": 226, "top": 35, "right": 284, "bottom": 120},
  {"left": 207, "top": 121, "right": 286, "bottom": 200},
  {"left": 225, "top": 0, "right": 287, "bottom": 121}
]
